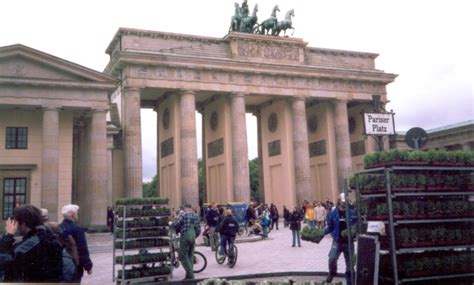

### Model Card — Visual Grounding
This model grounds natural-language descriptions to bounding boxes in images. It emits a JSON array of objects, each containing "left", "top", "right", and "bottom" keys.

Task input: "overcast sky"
[{"left": 1, "top": 0, "right": 472, "bottom": 181}]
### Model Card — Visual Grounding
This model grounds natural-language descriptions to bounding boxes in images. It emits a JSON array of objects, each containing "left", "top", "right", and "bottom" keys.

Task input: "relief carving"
[{"left": 237, "top": 43, "right": 300, "bottom": 61}]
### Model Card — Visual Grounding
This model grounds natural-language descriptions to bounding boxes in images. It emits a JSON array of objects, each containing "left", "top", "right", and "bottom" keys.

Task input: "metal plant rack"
[
  {"left": 112, "top": 202, "right": 172, "bottom": 284},
  {"left": 352, "top": 164, "right": 474, "bottom": 284}
]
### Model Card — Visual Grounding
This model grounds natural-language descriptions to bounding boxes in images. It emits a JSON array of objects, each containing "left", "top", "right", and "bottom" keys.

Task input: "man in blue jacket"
[
  {"left": 59, "top": 204, "right": 93, "bottom": 283},
  {"left": 323, "top": 193, "right": 356, "bottom": 285},
  {"left": 205, "top": 202, "right": 220, "bottom": 251}
]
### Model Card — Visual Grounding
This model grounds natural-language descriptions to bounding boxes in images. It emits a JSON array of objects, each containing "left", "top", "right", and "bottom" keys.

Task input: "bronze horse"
[
  {"left": 240, "top": 4, "right": 259, "bottom": 33},
  {"left": 273, "top": 9, "right": 295, "bottom": 36},
  {"left": 258, "top": 5, "right": 280, "bottom": 35}
]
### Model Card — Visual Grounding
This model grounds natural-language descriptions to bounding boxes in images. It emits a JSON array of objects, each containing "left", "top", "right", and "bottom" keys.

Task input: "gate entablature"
[{"left": 105, "top": 28, "right": 396, "bottom": 100}]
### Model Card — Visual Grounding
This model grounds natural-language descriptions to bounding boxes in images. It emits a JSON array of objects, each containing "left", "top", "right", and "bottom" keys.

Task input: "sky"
[{"left": 1, "top": 0, "right": 472, "bottom": 181}]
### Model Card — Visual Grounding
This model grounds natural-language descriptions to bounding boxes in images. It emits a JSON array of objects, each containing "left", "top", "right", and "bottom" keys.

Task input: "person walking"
[
  {"left": 216, "top": 209, "right": 239, "bottom": 264},
  {"left": 283, "top": 205, "right": 290, "bottom": 228},
  {"left": 260, "top": 205, "right": 271, "bottom": 239},
  {"left": 315, "top": 202, "right": 326, "bottom": 229},
  {"left": 106, "top": 206, "right": 114, "bottom": 233},
  {"left": 170, "top": 204, "right": 201, "bottom": 280},
  {"left": 60, "top": 204, "right": 93, "bottom": 283},
  {"left": 289, "top": 206, "right": 302, "bottom": 247},
  {"left": 269, "top": 203, "right": 279, "bottom": 230},
  {"left": 305, "top": 203, "right": 316, "bottom": 228},
  {"left": 0, "top": 205, "right": 63, "bottom": 282},
  {"left": 322, "top": 193, "right": 357, "bottom": 285},
  {"left": 205, "top": 202, "right": 220, "bottom": 251}
]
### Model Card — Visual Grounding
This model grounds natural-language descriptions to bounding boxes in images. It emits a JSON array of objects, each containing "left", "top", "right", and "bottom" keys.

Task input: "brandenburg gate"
[{"left": 105, "top": 27, "right": 396, "bottom": 211}]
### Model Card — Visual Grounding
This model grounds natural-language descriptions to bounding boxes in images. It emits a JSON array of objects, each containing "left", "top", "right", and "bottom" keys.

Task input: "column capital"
[
  {"left": 230, "top": 92, "right": 247, "bottom": 98},
  {"left": 122, "top": 86, "right": 141, "bottom": 92},
  {"left": 91, "top": 108, "right": 109, "bottom": 114},
  {"left": 179, "top": 89, "right": 197, "bottom": 96},
  {"left": 334, "top": 98, "right": 349, "bottom": 104},
  {"left": 289, "top": 96, "right": 306, "bottom": 103},
  {"left": 42, "top": 106, "right": 61, "bottom": 111}
]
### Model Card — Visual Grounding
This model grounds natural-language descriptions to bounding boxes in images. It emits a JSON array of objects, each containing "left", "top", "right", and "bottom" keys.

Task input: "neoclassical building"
[
  {"left": 0, "top": 29, "right": 398, "bottom": 227},
  {"left": 0, "top": 45, "right": 117, "bottom": 228},
  {"left": 104, "top": 28, "right": 397, "bottom": 213}
]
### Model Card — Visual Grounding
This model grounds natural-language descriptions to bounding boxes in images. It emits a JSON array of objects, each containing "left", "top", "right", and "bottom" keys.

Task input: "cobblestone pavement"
[{"left": 82, "top": 223, "right": 347, "bottom": 284}]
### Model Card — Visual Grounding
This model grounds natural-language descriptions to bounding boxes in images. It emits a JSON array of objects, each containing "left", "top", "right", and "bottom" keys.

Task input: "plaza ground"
[{"left": 81, "top": 222, "right": 347, "bottom": 284}]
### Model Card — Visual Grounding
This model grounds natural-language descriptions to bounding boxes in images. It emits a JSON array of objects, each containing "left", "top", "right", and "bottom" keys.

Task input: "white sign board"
[{"left": 363, "top": 113, "right": 395, "bottom": 135}]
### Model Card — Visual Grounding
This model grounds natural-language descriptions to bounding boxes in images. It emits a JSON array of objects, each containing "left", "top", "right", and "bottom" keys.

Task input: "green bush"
[{"left": 301, "top": 226, "right": 325, "bottom": 243}]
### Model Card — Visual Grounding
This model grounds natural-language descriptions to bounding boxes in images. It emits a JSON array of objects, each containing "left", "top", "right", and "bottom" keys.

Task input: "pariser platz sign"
[{"left": 363, "top": 112, "right": 395, "bottom": 135}]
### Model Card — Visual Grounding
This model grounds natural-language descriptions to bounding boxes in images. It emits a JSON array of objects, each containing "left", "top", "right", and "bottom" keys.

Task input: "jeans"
[
  {"left": 262, "top": 225, "right": 269, "bottom": 238},
  {"left": 328, "top": 240, "right": 354, "bottom": 285},
  {"left": 291, "top": 229, "right": 301, "bottom": 246},
  {"left": 219, "top": 235, "right": 235, "bottom": 256},
  {"left": 208, "top": 226, "right": 217, "bottom": 250}
]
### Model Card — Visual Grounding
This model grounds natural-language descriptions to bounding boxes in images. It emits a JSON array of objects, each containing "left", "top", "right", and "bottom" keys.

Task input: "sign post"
[{"left": 363, "top": 95, "right": 396, "bottom": 151}]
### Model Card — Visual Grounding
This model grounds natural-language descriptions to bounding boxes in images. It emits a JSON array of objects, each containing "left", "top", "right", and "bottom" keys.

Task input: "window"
[
  {"left": 3, "top": 178, "right": 27, "bottom": 219},
  {"left": 5, "top": 127, "right": 28, "bottom": 149}
]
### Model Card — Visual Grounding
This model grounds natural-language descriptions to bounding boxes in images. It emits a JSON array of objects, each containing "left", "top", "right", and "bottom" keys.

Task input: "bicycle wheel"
[
  {"left": 227, "top": 245, "right": 238, "bottom": 268},
  {"left": 193, "top": 251, "right": 207, "bottom": 273},
  {"left": 215, "top": 246, "right": 226, "bottom": 264}
]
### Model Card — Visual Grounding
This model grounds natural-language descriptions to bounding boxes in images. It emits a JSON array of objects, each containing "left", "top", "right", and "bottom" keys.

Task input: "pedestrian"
[
  {"left": 260, "top": 205, "right": 271, "bottom": 239},
  {"left": 283, "top": 205, "right": 290, "bottom": 228},
  {"left": 40, "top": 208, "right": 49, "bottom": 223},
  {"left": 269, "top": 203, "right": 279, "bottom": 230},
  {"left": 322, "top": 193, "right": 357, "bottom": 284},
  {"left": 289, "top": 206, "right": 302, "bottom": 247},
  {"left": 315, "top": 202, "right": 326, "bottom": 229},
  {"left": 205, "top": 202, "right": 220, "bottom": 251},
  {"left": 170, "top": 204, "right": 201, "bottom": 280},
  {"left": 216, "top": 209, "right": 239, "bottom": 264},
  {"left": 305, "top": 203, "right": 316, "bottom": 228},
  {"left": 47, "top": 222, "right": 79, "bottom": 283},
  {"left": 0, "top": 205, "right": 63, "bottom": 282},
  {"left": 107, "top": 206, "right": 114, "bottom": 233},
  {"left": 60, "top": 204, "right": 93, "bottom": 283}
]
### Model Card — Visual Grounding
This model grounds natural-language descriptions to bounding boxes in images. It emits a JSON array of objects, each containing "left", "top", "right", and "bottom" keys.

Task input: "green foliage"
[
  {"left": 301, "top": 226, "right": 325, "bottom": 243},
  {"left": 143, "top": 175, "right": 158, "bottom": 198},
  {"left": 116, "top": 197, "right": 169, "bottom": 206},
  {"left": 249, "top": 157, "right": 260, "bottom": 202}
]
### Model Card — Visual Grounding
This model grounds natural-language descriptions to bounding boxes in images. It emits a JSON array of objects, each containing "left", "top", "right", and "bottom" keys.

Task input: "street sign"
[
  {"left": 405, "top": 127, "right": 428, "bottom": 149},
  {"left": 363, "top": 113, "right": 395, "bottom": 135}
]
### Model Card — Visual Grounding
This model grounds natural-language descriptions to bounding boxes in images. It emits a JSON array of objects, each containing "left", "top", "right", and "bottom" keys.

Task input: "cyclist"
[{"left": 217, "top": 209, "right": 239, "bottom": 264}]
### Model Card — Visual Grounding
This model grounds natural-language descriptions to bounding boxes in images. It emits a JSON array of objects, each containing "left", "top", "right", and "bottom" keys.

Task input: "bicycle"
[
  {"left": 215, "top": 239, "right": 238, "bottom": 268},
  {"left": 169, "top": 231, "right": 207, "bottom": 273}
]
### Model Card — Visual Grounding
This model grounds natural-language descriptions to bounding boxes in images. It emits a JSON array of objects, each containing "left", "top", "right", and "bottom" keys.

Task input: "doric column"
[
  {"left": 230, "top": 93, "right": 250, "bottom": 203},
  {"left": 291, "top": 97, "right": 313, "bottom": 203},
  {"left": 42, "top": 107, "right": 59, "bottom": 221},
  {"left": 255, "top": 110, "right": 265, "bottom": 203},
  {"left": 106, "top": 133, "right": 114, "bottom": 208},
  {"left": 87, "top": 109, "right": 108, "bottom": 226},
  {"left": 122, "top": 87, "right": 142, "bottom": 197},
  {"left": 334, "top": 100, "right": 352, "bottom": 190},
  {"left": 180, "top": 90, "right": 199, "bottom": 208},
  {"left": 154, "top": 107, "right": 160, "bottom": 197}
]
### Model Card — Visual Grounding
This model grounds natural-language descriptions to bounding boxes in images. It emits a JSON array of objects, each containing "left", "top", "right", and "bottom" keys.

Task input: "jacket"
[
  {"left": 218, "top": 215, "right": 240, "bottom": 237},
  {"left": 289, "top": 211, "right": 302, "bottom": 231},
  {"left": 324, "top": 206, "right": 357, "bottom": 243},
  {"left": 59, "top": 219, "right": 93, "bottom": 273},
  {"left": 205, "top": 208, "right": 220, "bottom": 227},
  {"left": 0, "top": 225, "right": 63, "bottom": 282}
]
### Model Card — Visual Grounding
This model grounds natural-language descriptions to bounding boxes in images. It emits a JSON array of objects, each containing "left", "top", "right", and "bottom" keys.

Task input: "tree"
[
  {"left": 249, "top": 157, "right": 260, "bottom": 202},
  {"left": 143, "top": 175, "right": 158, "bottom": 198}
]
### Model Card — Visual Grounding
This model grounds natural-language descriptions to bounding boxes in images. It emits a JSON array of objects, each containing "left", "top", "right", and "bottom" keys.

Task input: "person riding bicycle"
[{"left": 217, "top": 209, "right": 239, "bottom": 263}]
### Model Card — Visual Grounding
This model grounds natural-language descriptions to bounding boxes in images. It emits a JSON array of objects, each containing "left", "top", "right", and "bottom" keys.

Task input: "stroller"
[{"left": 247, "top": 218, "right": 263, "bottom": 236}]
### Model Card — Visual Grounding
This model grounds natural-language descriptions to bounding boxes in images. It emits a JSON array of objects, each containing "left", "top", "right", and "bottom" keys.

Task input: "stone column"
[
  {"left": 122, "top": 87, "right": 142, "bottom": 197},
  {"left": 230, "top": 93, "right": 250, "bottom": 203},
  {"left": 87, "top": 109, "right": 108, "bottom": 227},
  {"left": 42, "top": 107, "right": 59, "bottom": 221},
  {"left": 154, "top": 107, "right": 160, "bottom": 197},
  {"left": 106, "top": 134, "right": 114, "bottom": 207},
  {"left": 291, "top": 97, "right": 313, "bottom": 203},
  {"left": 255, "top": 110, "right": 264, "bottom": 203},
  {"left": 180, "top": 90, "right": 199, "bottom": 208},
  {"left": 334, "top": 100, "right": 352, "bottom": 191}
]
